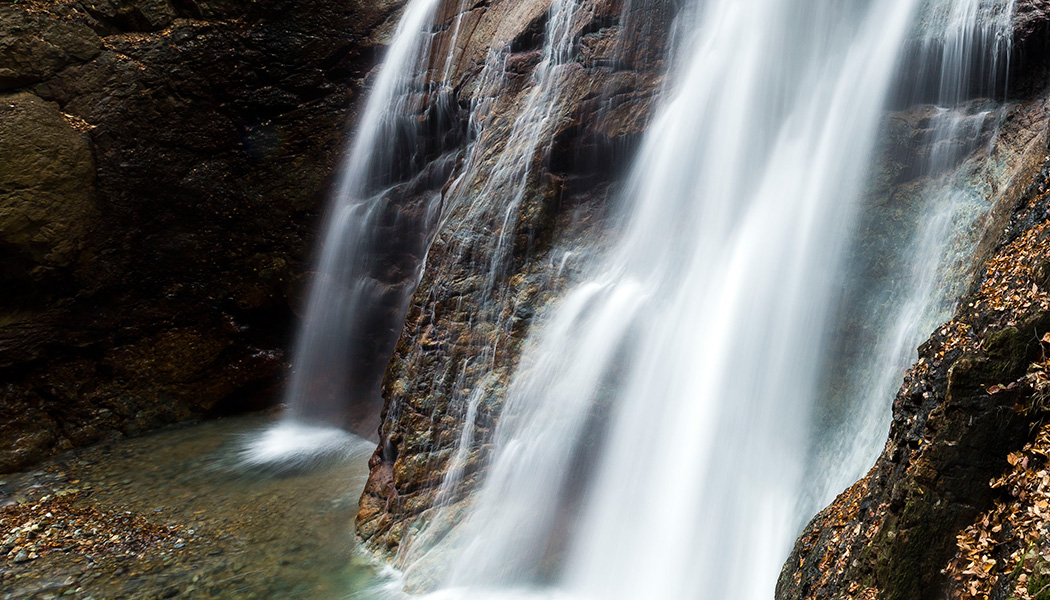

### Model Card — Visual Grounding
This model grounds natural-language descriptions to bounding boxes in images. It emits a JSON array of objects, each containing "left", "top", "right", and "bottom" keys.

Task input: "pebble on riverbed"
[{"left": 0, "top": 492, "right": 181, "bottom": 563}]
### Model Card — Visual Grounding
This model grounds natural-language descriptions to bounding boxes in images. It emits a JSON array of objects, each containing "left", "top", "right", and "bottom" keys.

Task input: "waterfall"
[
  {"left": 806, "top": 0, "right": 1016, "bottom": 503},
  {"left": 241, "top": 0, "right": 444, "bottom": 467},
  {"left": 378, "top": 0, "right": 1019, "bottom": 598},
  {"left": 414, "top": 0, "right": 921, "bottom": 595},
  {"left": 230, "top": 0, "right": 1018, "bottom": 589}
]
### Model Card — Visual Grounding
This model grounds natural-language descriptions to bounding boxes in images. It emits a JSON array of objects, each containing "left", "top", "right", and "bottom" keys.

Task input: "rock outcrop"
[
  {"left": 10, "top": 0, "right": 1050, "bottom": 596},
  {"left": 0, "top": 92, "right": 96, "bottom": 270},
  {"left": 353, "top": 1, "right": 1050, "bottom": 596},
  {"left": 355, "top": 0, "right": 674, "bottom": 564},
  {"left": 0, "top": 0, "right": 406, "bottom": 471},
  {"left": 777, "top": 147, "right": 1050, "bottom": 600}
]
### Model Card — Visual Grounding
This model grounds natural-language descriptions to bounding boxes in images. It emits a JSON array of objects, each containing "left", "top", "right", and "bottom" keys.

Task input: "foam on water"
[{"left": 238, "top": 422, "right": 373, "bottom": 471}]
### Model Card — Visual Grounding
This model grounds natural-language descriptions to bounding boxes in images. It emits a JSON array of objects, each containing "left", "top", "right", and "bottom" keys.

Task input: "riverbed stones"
[{"left": 0, "top": 416, "right": 378, "bottom": 599}]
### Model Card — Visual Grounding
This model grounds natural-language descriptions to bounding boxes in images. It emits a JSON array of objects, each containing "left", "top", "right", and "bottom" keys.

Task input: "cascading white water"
[
  {"left": 242, "top": 0, "right": 443, "bottom": 466},
  {"left": 385, "top": 0, "right": 1018, "bottom": 599},
  {"left": 806, "top": 0, "right": 1016, "bottom": 503},
  {"left": 375, "top": 2, "right": 655, "bottom": 571},
  {"left": 423, "top": 2, "right": 921, "bottom": 597},
  {"left": 226, "top": 0, "right": 1018, "bottom": 589}
]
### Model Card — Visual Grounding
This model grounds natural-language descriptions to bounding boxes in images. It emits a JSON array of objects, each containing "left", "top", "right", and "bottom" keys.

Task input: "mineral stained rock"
[{"left": 355, "top": 0, "right": 674, "bottom": 565}]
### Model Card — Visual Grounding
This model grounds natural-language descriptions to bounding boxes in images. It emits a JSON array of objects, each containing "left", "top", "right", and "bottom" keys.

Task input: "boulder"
[{"left": 0, "top": 92, "right": 95, "bottom": 271}]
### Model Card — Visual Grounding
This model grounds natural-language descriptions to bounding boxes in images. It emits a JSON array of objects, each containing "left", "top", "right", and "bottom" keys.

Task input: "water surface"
[{"left": 0, "top": 415, "right": 383, "bottom": 600}]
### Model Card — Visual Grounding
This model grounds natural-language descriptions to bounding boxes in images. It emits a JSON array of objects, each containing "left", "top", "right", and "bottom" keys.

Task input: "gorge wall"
[
  {"left": 353, "top": 3, "right": 1050, "bottom": 599},
  {"left": 777, "top": 7, "right": 1050, "bottom": 600},
  {"left": 0, "top": 0, "right": 407, "bottom": 471},
  {"left": 777, "top": 111, "right": 1050, "bottom": 600}
]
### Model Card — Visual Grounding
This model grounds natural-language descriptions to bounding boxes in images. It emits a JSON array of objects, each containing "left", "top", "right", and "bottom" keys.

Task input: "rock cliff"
[
  {"left": 355, "top": 0, "right": 675, "bottom": 560},
  {"left": 776, "top": 9, "right": 1050, "bottom": 600},
  {"left": 354, "top": 3, "right": 1050, "bottom": 597},
  {"left": 0, "top": 0, "right": 406, "bottom": 471},
  {"left": 10, "top": 0, "right": 1050, "bottom": 597}
]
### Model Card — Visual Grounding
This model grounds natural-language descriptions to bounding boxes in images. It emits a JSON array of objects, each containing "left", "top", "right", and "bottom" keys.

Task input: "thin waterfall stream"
[{"left": 241, "top": 0, "right": 445, "bottom": 468}]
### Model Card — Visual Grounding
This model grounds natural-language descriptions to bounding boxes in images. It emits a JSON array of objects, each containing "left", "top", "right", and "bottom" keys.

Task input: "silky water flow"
[
  {"left": 240, "top": 0, "right": 444, "bottom": 469},
  {"left": 244, "top": 0, "right": 1018, "bottom": 596},
  {"left": 381, "top": 1, "right": 1018, "bottom": 599}
]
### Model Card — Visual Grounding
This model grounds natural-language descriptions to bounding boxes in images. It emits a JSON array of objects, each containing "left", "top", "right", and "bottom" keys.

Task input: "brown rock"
[
  {"left": 0, "top": 6, "right": 101, "bottom": 89},
  {"left": 777, "top": 96, "right": 1050, "bottom": 600},
  {"left": 0, "top": 92, "right": 96, "bottom": 270},
  {"left": 0, "top": 0, "right": 407, "bottom": 472},
  {"left": 355, "top": 0, "right": 673, "bottom": 568}
]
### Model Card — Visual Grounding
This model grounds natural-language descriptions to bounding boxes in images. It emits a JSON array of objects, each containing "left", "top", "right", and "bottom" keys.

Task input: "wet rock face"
[
  {"left": 776, "top": 7, "right": 1050, "bottom": 600},
  {"left": 0, "top": 0, "right": 405, "bottom": 472},
  {"left": 353, "top": 0, "right": 1050, "bottom": 581},
  {"left": 0, "top": 6, "right": 101, "bottom": 89},
  {"left": 1015, "top": 0, "right": 1050, "bottom": 50},
  {"left": 1011, "top": 0, "right": 1050, "bottom": 100},
  {"left": 355, "top": 0, "right": 673, "bottom": 561}
]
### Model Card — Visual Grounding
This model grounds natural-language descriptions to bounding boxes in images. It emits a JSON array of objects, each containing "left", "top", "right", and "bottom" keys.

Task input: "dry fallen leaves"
[
  {"left": 0, "top": 492, "right": 181, "bottom": 563},
  {"left": 946, "top": 425, "right": 1050, "bottom": 600}
]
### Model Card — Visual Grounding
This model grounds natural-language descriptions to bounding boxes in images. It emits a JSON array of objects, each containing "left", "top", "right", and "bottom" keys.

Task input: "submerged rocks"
[{"left": 0, "top": 415, "right": 377, "bottom": 599}]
